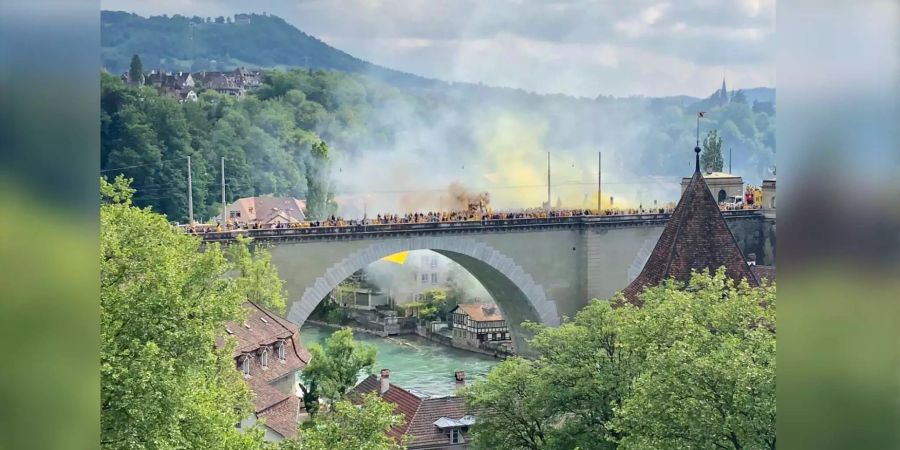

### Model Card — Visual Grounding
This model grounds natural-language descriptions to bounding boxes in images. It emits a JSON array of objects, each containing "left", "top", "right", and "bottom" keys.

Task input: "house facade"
[
  {"left": 450, "top": 304, "right": 510, "bottom": 346},
  {"left": 681, "top": 171, "right": 744, "bottom": 203},
  {"left": 218, "top": 301, "right": 311, "bottom": 442}
]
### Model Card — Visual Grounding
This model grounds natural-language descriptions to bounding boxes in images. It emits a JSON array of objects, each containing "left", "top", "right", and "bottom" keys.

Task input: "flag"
[
  {"left": 381, "top": 251, "right": 409, "bottom": 265},
  {"left": 698, "top": 111, "right": 706, "bottom": 118}
]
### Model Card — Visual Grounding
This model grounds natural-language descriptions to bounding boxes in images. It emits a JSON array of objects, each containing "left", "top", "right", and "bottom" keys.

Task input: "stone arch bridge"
[{"left": 202, "top": 212, "right": 774, "bottom": 349}]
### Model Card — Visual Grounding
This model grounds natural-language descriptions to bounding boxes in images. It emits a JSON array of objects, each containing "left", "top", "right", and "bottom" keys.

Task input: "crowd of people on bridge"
[{"left": 184, "top": 205, "right": 682, "bottom": 234}]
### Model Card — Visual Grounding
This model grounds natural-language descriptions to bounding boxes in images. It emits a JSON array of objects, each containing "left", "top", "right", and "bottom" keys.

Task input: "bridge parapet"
[{"left": 195, "top": 210, "right": 763, "bottom": 244}]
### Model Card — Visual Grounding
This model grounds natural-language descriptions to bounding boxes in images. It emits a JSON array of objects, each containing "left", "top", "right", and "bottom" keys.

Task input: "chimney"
[
  {"left": 482, "top": 305, "right": 495, "bottom": 315},
  {"left": 380, "top": 368, "right": 390, "bottom": 395},
  {"left": 454, "top": 371, "right": 465, "bottom": 392}
]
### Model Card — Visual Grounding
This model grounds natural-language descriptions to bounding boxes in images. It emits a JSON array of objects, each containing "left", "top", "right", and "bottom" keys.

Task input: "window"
[
  {"left": 430, "top": 273, "right": 438, "bottom": 284},
  {"left": 771, "top": 196, "right": 776, "bottom": 208},
  {"left": 717, "top": 189, "right": 727, "bottom": 202},
  {"left": 450, "top": 428, "right": 461, "bottom": 444},
  {"left": 241, "top": 355, "right": 251, "bottom": 376},
  {"left": 430, "top": 256, "right": 438, "bottom": 269},
  {"left": 277, "top": 340, "right": 286, "bottom": 361},
  {"left": 259, "top": 347, "right": 269, "bottom": 369},
  {"left": 412, "top": 272, "right": 418, "bottom": 282},
  {"left": 421, "top": 273, "right": 428, "bottom": 282}
]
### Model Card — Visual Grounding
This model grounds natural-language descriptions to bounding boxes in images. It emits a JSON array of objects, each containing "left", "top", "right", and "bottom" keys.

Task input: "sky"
[{"left": 101, "top": 0, "right": 775, "bottom": 98}]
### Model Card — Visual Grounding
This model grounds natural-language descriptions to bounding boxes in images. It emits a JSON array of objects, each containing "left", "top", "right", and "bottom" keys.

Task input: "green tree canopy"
[
  {"left": 101, "top": 177, "right": 265, "bottom": 449},
  {"left": 228, "top": 234, "right": 287, "bottom": 314},
  {"left": 128, "top": 54, "right": 143, "bottom": 85},
  {"left": 282, "top": 393, "right": 407, "bottom": 450},
  {"left": 701, "top": 129, "right": 725, "bottom": 173},
  {"left": 302, "top": 327, "right": 377, "bottom": 402},
  {"left": 465, "top": 269, "right": 775, "bottom": 450}
]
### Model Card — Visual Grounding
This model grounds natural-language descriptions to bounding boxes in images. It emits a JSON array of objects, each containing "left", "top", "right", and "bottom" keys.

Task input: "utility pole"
[
  {"left": 729, "top": 147, "right": 732, "bottom": 174},
  {"left": 597, "top": 151, "right": 602, "bottom": 214},
  {"left": 187, "top": 156, "right": 194, "bottom": 225},
  {"left": 546, "top": 152, "right": 551, "bottom": 210},
  {"left": 221, "top": 157, "right": 226, "bottom": 228}
]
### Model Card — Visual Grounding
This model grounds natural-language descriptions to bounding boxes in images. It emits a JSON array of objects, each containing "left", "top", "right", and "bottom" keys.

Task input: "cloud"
[{"left": 101, "top": 0, "right": 775, "bottom": 96}]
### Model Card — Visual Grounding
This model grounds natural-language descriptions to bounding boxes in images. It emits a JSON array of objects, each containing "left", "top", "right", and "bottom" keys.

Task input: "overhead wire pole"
[
  {"left": 187, "top": 156, "right": 194, "bottom": 225},
  {"left": 547, "top": 152, "right": 551, "bottom": 210},
  {"left": 221, "top": 157, "right": 226, "bottom": 228},
  {"left": 597, "top": 151, "right": 602, "bottom": 214}
]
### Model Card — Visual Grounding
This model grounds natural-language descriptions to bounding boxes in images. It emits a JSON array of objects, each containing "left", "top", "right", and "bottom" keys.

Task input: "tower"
[{"left": 720, "top": 76, "right": 728, "bottom": 104}]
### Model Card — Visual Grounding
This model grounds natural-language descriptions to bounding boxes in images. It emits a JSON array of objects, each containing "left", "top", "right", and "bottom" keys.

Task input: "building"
[
  {"left": 333, "top": 270, "right": 391, "bottom": 311},
  {"left": 624, "top": 147, "right": 771, "bottom": 303},
  {"left": 681, "top": 171, "right": 744, "bottom": 203},
  {"left": 217, "top": 301, "right": 312, "bottom": 442},
  {"left": 449, "top": 304, "right": 510, "bottom": 346},
  {"left": 761, "top": 177, "right": 776, "bottom": 211},
  {"left": 227, "top": 196, "right": 306, "bottom": 226},
  {"left": 351, "top": 369, "right": 474, "bottom": 449}
]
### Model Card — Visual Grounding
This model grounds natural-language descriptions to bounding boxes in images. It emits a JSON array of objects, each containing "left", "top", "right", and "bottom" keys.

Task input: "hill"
[{"left": 101, "top": 11, "right": 439, "bottom": 89}]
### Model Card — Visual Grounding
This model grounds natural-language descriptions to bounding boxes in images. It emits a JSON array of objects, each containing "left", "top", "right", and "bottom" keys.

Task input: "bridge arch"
[{"left": 286, "top": 236, "right": 561, "bottom": 351}]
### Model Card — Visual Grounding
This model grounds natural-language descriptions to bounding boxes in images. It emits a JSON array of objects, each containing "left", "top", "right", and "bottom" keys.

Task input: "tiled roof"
[
  {"left": 622, "top": 157, "right": 759, "bottom": 304},
  {"left": 229, "top": 196, "right": 306, "bottom": 224},
  {"left": 351, "top": 375, "right": 472, "bottom": 449},
  {"left": 752, "top": 265, "right": 776, "bottom": 283},
  {"left": 217, "top": 301, "right": 310, "bottom": 413},
  {"left": 453, "top": 303, "right": 504, "bottom": 322},
  {"left": 257, "top": 395, "right": 300, "bottom": 439}
]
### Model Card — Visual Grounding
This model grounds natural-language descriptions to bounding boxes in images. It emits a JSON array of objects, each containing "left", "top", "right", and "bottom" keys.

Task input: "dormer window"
[
  {"left": 450, "top": 428, "right": 462, "bottom": 444},
  {"left": 276, "top": 340, "right": 286, "bottom": 361},
  {"left": 241, "top": 355, "right": 251, "bottom": 376},
  {"left": 259, "top": 347, "right": 269, "bottom": 369}
]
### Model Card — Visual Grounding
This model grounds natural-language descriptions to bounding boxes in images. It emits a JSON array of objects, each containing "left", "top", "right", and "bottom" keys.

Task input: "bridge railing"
[{"left": 193, "top": 209, "right": 761, "bottom": 241}]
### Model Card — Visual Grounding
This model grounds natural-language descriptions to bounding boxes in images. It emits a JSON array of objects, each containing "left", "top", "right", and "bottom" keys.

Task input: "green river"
[{"left": 298, "top": 323, "right": 500, "bottom": 397}]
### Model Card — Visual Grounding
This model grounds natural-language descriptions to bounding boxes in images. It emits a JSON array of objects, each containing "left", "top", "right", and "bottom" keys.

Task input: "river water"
[{"left": 298, "top": 323, "right": 499, "bottom": 397}]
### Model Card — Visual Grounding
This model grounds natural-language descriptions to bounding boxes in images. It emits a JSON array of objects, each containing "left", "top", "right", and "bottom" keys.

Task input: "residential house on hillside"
[
  {"left": 449, "top": 304, "right": 510, "bottom": 347},
  {"left": 217, "top": 301, "right": 311, "bottom": 442},
  {"left": 351, "top": 369, "right": 474, "bottom": 449},
  {"left": 226, "top": 196, "right": 306, "bottom": 227}
]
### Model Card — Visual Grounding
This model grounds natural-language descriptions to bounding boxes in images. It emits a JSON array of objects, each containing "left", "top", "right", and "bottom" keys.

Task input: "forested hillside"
[
  {"left": 101, "top": 11, "right": 436, "bottom": 88},
  {"left": 101, "top": 11, "right": 775, "bottom": 220}
]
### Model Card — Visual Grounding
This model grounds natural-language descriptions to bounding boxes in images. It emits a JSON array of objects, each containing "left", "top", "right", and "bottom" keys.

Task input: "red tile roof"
[
  {"left": 217, "top": 301, "right": 311, "bottom": 437},
  {"left": 351, "top": 375, "right": 472, "bottom": 449},
  {"left": 453, "top": 303, "right": 504, "bottom": 322},
  {"left": 622, "top": 160, "right": 759, "bottom": 304}
]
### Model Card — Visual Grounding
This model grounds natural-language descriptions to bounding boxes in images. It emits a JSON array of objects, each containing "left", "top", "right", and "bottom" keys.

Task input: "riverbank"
[
  {"left": 304, "top": 319, "right": 512, "bottom": 359},
  {"left": 298, "top": 323, "right": 499, "bottom": 397}
]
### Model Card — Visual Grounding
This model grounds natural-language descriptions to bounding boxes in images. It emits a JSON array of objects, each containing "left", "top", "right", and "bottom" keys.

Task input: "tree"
[
  {"left": 305, "top": 140, "right": 336, "bottom": 220},
  {"left": 610, "top": 269, "right": 776, "bottom": 450},
  {"left": 101, "top": 177, "right": 266, "bottom": 449},
  {"left": 281, "top": 393, "right": 407, "bottom": 450},
  {"left": 465, "top": 269, "right": 775, "bottom": 450},
  {"left": 465, "top": 358, "right": 555, "bottom": 450},
  {"left": 302, "top": 328, "right": 377, "bottom": 402},
  {"left": 701, "top": 129, "right": 725, "bottom": 173},
  {"left": 228, "top": 234, "right": 287, "bottom": 314},
  {"left": 128, "top": 54, "right": 143, "bottom": 86}
]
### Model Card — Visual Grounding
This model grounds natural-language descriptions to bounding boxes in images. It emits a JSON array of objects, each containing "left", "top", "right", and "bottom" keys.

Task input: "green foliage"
[
  {"left": 610, "top": 270, "right": 776, "bottom": 450},
  {"left": 101, "top": 178, "right": 266, "bottom": 449},
  {"left": 702, "top": 129, "right": 725, "bottom": 173},
  {"left": 282, "top": 393, "right": 407, "bottom": 450},
  {"left": 128, "top": 54, "right": 143, "bottom": 85},
  {"left": 465, "top": 358, "right": 557, "bottom": 450},
  {"left": 228, "top": 234, "right": 287, "bottom": 314},
  {"left": 302, "top": 328, "right": 377, "bottom": 401},
  {"left": 416, "top": 288, "right": 456, "bottom": 322},
  {"left": 466, "top": 269, "right": 775, "bottom": 450},
  {"left": 100, "top": 175, "right": 135, "bottom": 205}
]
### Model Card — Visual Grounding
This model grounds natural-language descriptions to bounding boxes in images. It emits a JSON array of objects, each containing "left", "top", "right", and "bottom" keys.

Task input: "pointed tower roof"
[{"left": 621, "top": 146, "right": 758, "bottom": 304}]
